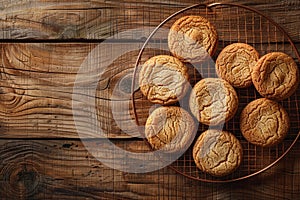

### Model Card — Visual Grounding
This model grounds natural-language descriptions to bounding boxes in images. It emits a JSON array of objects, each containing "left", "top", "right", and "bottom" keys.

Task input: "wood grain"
[
  {"left": 0, "top": 0, "right": 299, "bottom": 42},
  {"left": 0, "top": 43, "right": 93, "bottom": 138},
  {"left": 0, "top": 44, "right": 162, "bottom": 138},
  {"left": 0, "top": 139, "right": 299, "bottom": 199}
]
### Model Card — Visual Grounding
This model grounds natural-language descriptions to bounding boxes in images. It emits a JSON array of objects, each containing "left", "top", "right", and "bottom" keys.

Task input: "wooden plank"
[
  {"left": 0, "top": 139, "right": 299, "bottom": 199},
  {"left": 1, "top": 43, "right": 299, "bottom": 139},
  {"left": 0, "top": 0, "right": 299, "bottom": 42}
]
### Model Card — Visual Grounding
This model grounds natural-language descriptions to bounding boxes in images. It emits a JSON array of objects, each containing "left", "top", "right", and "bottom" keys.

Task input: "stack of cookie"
[{"left": 138, "top": 15, "right": 299, "bottom": 177}]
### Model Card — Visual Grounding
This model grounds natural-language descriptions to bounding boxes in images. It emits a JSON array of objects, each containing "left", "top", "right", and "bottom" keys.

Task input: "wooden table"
[{"left": 0, "top": 0, "right": 299, "bottom": 199}]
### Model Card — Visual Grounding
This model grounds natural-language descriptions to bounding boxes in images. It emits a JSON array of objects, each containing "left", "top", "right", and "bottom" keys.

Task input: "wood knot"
[
  {"left": 118, "top": 74, "right": 133, "bottom": 94},
  {"left": 3, "top": 162, "right": 40, "bottom": 198}
]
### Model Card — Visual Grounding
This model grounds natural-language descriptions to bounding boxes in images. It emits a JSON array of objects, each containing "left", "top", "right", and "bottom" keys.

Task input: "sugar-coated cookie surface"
[
  {"left": 240, "top": 98, "right": 290, "bottom": 147},
  {"left": 168, "top": 15, "right": 218, "bottom": 63},
  {"left": 252, "top": 52, "right": 299, "bottom": 100},
  {"left": 189, "top": 78, "right": 238, "bottom": 126},
  {"left": 145, "top": 106, "right": 196, "bottom": 153},
  {"left": 193, "top": 129, "right": 243, "bottom": 177},
  {"left": 216, "top": 43, "right": 259, "bottom": 88},
  {"left": 139, "top": 55, "right": 189, "bottom": 105}
]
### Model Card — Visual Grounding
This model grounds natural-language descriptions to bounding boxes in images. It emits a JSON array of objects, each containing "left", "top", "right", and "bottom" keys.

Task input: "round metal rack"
[{"left": 131, "top": 3, "right": 300, "bottom": 182}]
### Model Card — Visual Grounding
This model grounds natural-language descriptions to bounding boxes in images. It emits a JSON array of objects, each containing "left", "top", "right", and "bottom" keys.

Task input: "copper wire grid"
[{"left": 131, "top": 3, "right": 300, "bottom": 182}]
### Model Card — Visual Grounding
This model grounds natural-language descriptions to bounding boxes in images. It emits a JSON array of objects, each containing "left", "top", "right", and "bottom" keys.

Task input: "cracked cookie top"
[
  {"left": 145, "top": 106, "right": 196, "bottom": 153},
  {"left": 240, "top": 98, "right": 289, "bottom": 147},
  {"left": 252, "top": 52, "right": 299, "bottom": 100},
  {"left": 216, "top": 43, "right": 259, "bottom": 88},
  {"left": 139, "top": 55, "right": 189, "bottom": 105},
  {"left": 168, "top": 15, "right": 218, "bottom": 63},
  {"left": 189, "top": 78, "right": 238, "bottom": 126},
  {"left": 192, "top": 129, "right": 243, "bottom": 177}
]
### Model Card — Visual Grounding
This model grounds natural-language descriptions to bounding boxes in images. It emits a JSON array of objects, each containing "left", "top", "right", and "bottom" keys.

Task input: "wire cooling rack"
[{"left": 131, "top": 3, "right": 300, "bottom": 182}]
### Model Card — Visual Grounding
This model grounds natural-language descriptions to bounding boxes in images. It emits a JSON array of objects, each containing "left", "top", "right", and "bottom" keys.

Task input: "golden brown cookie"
[
  {"left": 189, "top": 78, "right": 238, "bottom": 126},
  {"left": 145, "top": 106, "right": 196, "bottom": 153},
  {"left": 252, "top": 52, "right": 299, "bottom": 100},
  {"left": 139, "top": 55, "right": 189, "bottom": 105},
  {"left": 216, "top": 43, "right": 259, "bottom": 88},
  {"left": 240, "top": 98, "right": 290, "bottom": 147},
  {"left": 168, "top": 15, "right": 218, "bottom": 63},
  {"left": 193, "top": 129, "right": 243, "bottom": 177}
]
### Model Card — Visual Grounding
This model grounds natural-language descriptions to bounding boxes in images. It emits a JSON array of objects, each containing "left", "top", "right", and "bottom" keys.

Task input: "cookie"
[
  {"left": 139, "top": 55, "right": 189, "bottom": 105},
  {"left": 168, "top": 15, "right": 218, "bottom": 63},
  {"left": 252, "top": 52, "right": 299, "bottom": 100},
  {"left": 193, "top": 129, "right": 243, "bottom": 177},
  {"left": 189, "top": 78, "right": 238, "bottom": 126},
  {"left": 216, "top": 43, "right": 259, "bottom": 88},
  {"left": 145, "top": 106, "right": 196, "bottom": 153},
  {"left": 240, "top": 98, "right": 290, "bottom": 147}
]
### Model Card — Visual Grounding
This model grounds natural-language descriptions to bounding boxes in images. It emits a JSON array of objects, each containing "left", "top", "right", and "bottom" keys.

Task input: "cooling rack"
[{"left": 131, "top": 3, "right": 300, "bottom": 182}]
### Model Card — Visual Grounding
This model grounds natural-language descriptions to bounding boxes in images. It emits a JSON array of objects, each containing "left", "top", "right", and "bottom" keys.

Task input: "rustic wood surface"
[
  {"left": 0, "top": 0, "right": 299, "bottom": 199},
  {"left": 0, "top": 139, "right": 299, "bottom": 199},
  {"left": 0, "top": 0, "right": 299, "bottom": 42}
]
